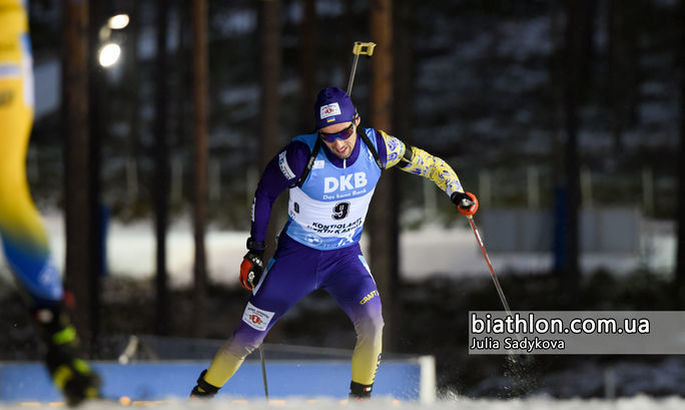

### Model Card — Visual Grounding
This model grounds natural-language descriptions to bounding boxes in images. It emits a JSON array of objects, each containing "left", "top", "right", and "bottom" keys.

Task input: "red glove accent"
[
  {"left": 63, "top": 289, "right": 77, "bottom": 309},
  {"left": 456, "top": 191, "right": 479, "bottom": 216},
  {"left": 239, "top": 252, "right": 264, "bottom": 291}
]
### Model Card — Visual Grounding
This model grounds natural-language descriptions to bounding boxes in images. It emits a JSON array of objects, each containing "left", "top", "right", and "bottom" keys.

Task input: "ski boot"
[
  {"left": 190, "top": 369, "right": 220, "bottom": 398},
  {"left": 33, "top": 306, "right": 101, "bottom": 406},
  {"left": 349, "top": 381, "right": 373, "bottom": 401}
]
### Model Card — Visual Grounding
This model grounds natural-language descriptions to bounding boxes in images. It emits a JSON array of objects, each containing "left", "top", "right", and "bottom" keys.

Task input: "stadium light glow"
[
  {"left": 108, "top": 14, "right": 130, "bottom": 30},
  {"left": 98, "top": 43, "right": 121, "bottom": 68}
]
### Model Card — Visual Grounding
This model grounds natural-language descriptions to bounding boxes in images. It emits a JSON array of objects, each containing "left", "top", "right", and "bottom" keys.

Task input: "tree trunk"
[
  {"left": 342, "top": 1, "right": 354, "bottom": 88},
  {"left": 559, "top": 0, "right": 594, "bottom": 304},
  {"left": 259, "top": 0, "right": 283, "bottom": 258},
  {"left": 62, "top": 0, "right": 92, "bottom": 352},
  {"left": 607, "top": 0, "right": 637, "bottom": 154},
  {"left": 191, "top": 0, "right": 209, "bottom": 337},
  {"left": 124, "top": 0, "right": 142, "bottom": 208},
  {"left": 391, "top": 0, "right": 414, "bottom": 352},
  {"left": 175, "top": 0, "right": 190, "bottom": 149},
  {"left": 258, "top": 0, "right": 281, "bottom": 170},
  {"left": 675, "top": 0, "right": 685, "bottom": 306},
  {"left": 87, "top": 0, "right": 106, "bottom": 353},
  {"left": 154, "top": 0, "right": 171, "bottom": 335},
  {"left": 298, "top": 0, "right": 316, "bottom": 130},
  {"left": 368, "top": 0, "right": 397, "bottom": 351}
]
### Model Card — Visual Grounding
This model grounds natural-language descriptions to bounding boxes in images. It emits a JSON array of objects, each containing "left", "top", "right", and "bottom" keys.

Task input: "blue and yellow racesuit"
[
  {"left": 0, "top": 1, "right": 99, "bottom": 404},
  {"left": 192, "top": 125, "right": 465, "bottom": 398}
]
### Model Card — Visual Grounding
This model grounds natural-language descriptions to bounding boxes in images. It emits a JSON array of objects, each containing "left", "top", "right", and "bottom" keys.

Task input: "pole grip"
[{"left": 352, "top": 41, "right": 376, "bottom": 56}]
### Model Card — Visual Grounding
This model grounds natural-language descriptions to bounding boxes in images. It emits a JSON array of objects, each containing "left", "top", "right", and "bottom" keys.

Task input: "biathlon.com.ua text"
[
  {"left": 466, "top": 311, "right": 685, "bottom": 355},
  {"left": 471, "top": 312, "right": 650, "bottom": 335}
]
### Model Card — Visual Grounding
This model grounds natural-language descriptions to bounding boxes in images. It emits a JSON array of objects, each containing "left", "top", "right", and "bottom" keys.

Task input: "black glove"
[
  {"left": 239, "top": 238, "right": 265, "bottom": 291},
  {"left": 450, "top": 191, "right": 479, "bottom": 216}
]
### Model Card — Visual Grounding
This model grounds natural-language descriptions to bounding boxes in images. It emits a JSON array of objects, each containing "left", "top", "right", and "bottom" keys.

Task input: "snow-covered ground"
[
  {"left": 1, "top": 395, "right": 685, "bottom": 410},
  {"left": 0, "top": 211, "right": 675, "bottom": 288}
]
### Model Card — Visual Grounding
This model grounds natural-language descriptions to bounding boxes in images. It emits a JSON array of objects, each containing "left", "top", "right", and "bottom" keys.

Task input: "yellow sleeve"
[{"left": 378, "top": 131, "right": 464, "bottom": 197}]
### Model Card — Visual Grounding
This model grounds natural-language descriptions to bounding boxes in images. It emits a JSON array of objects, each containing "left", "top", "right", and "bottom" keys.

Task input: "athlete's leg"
[
  {"left": 0, "top": 4, "right": 99, "bottom": 405},
  {"left": 321, "top": 246, "right": 384, "bottom": 398},
  {"left": 0, "top": 4, "right": 62, "bottom": 307},
  {"left": 193, "top": 235, "right": 320, "bottom": 395}
]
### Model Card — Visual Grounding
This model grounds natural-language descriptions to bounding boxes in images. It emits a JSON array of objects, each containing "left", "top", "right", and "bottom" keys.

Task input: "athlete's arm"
[
  {"left": 374, "top": 130, "right": 464, "bottom": 197},
  {"left": 250, "top": 141, "right": 310, "bottom": 243}
]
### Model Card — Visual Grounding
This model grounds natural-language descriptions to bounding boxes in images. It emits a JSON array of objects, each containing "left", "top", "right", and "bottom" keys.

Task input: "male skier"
[
  {"left": 190, "top": 87, "right": 478, "bottom": 399},
  {"left": 0, "top": 0, "right": 100, "bottom": 405}
]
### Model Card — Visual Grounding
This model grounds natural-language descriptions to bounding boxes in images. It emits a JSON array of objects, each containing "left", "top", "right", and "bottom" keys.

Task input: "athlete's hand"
[
  {"left": 451, "top": 191, "right": 479, "bottom": 216},
  {"left": 239, "top": 238, "right": 265, "bottom": 291},
  {"left": 240, "top": 251, "right": 264, "bottom": 290}
]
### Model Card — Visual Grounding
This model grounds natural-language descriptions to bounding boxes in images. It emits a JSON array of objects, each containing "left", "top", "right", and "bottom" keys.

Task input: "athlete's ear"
[{"left": 355, "top": 116, "right": 361, "bottom": 126}]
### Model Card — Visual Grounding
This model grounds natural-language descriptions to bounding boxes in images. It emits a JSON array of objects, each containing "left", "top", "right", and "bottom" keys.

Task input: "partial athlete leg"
[
  {"left": 192, "top": 236, "right": 320, "bottom": 397},
  {"left": 321, "top": 247, "right": 384, "bottom": 399},
  {"left": 0, "top": 66, "right": 62, "bottom": 306},
  {"left": 0, "top": 6, "right": 99, "bottom": 405}
]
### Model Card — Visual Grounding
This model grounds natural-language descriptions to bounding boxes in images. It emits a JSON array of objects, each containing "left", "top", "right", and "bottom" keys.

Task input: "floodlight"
[
  {"left": 98, "top": 43, "right": 121, "bottom": 67},
  {"left": 108, "top": 14, "right": 130, "bottom": 30}
]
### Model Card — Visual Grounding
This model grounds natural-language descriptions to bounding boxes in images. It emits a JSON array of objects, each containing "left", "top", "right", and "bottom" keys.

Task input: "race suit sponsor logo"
[
  {"left": 359, "top": 290, "right": 379, "bottom": 305},
  {"left": 320, "top": 102, "right": 341, "bottom": 119},
  {"left": 324, "top": 172, "right": 368, "bottom": 193},
  {"left": 308, "top": 217, "right": 362, "bottom": 235},
  {"left": 242, "top": 302, "right": 275, "bottom": 331},
  {"left": 278, "top": 150, "right": 296, "bottom": 179},
  {"left": 385, "top": 135, "right": 402, "bottom": 163},
  {"left": 251, "top": 197, "right": 256, "bottom": 222}
]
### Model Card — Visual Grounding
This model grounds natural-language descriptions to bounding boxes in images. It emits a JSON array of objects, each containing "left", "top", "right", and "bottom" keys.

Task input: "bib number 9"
[{"left": 332, "top": 202, "right": 350, "bottom": 220}]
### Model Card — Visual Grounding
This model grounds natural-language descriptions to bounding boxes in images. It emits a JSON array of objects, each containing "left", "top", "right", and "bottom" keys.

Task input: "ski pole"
[
  {"left": 346, "top": 41, "right": 376, "bottom": 96},
  {"left": 259, "top": 344, "right": 269, "bottom": 399},
  {"left": 467, "top": 215, "right": 534, "bottom": 387},
  {"left": 467, "top": 215, "right": 513, "bottom": 316}
]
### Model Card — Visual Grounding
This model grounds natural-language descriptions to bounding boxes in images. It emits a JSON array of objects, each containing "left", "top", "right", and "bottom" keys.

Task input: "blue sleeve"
[{"left": 250, "top": 141, "right": 311, "bottom": 244}]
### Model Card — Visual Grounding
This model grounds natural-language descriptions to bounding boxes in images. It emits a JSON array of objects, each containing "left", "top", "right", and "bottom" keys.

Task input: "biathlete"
[
  {"left": 190, "top": 86, "right": 478, "bottom": 399},
  {"left": 0, "top": 0, "right": 100, "bottom": 405}
]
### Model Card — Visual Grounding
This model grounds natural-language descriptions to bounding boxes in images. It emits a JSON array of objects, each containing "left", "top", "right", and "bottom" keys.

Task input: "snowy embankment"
[{"left": 1, "top": 395, "right": 684, "bottom": 410}]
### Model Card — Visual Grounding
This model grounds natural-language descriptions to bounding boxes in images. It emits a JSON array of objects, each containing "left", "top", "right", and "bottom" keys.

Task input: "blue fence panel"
[{"left": 0, "top": 360, "right": 423, "bottom": 402}]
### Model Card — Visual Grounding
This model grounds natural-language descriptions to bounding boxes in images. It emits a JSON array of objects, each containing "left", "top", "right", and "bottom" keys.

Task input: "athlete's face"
[{"left": 319, "top": 117, "right": 360, "bottom": 159}]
